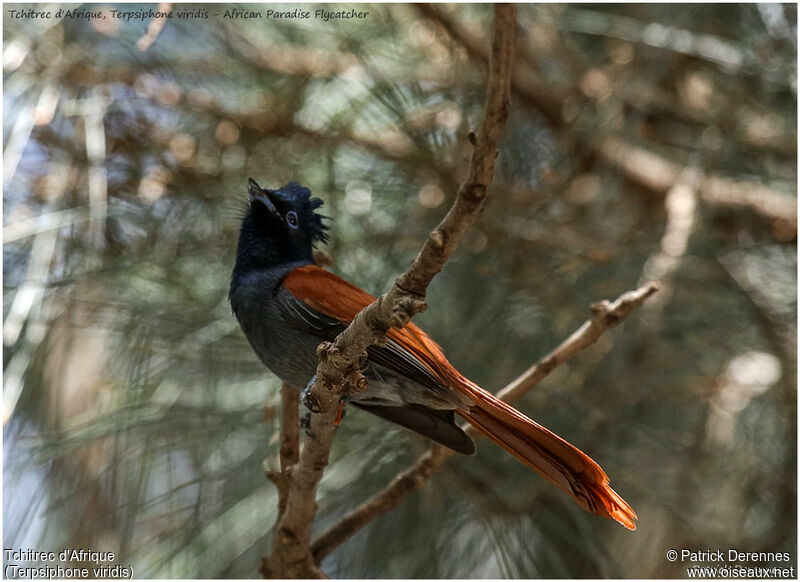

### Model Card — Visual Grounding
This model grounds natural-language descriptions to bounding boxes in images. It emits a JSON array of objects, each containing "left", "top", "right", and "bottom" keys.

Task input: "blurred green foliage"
[{"left": 3, "top": 3, "right": 796, "bottom": 578}]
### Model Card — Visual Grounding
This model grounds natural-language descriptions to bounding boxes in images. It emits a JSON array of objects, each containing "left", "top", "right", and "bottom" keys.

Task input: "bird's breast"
[{"left": 231, "top": 278, "right": 321, "bottom": 388}]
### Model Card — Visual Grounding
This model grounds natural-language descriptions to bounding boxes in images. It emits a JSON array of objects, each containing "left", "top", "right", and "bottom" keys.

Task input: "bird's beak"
[{"left": 248, "top": 178, "right": 278, "bottom": 215}]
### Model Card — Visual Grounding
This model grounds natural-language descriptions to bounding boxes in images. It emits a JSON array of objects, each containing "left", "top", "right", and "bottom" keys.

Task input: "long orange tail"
[{"left": 457, "top": 385, "right": 637, "bottom": 530}]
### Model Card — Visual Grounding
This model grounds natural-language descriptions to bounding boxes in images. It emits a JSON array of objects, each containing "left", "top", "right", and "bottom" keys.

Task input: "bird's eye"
[{"left": 286, "top": 211, "right": 299, "bottom": 229}]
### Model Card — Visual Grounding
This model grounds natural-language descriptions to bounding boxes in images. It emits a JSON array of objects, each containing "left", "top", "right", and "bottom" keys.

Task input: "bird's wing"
[
  {"left": 280, "top": 264, "right": 473, "bottom": 453},
  {"left": 280, "top": 265, "right": 454, "bottom": 396}
]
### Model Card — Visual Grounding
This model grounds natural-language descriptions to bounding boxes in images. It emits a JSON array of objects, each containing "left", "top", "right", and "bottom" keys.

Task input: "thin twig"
[
  {"left": 263, "top": 384, "right": 301, "bottom": 526},
  {"left": 311, "top": 281, "right": 660, "bottom": 562},
  {"left": 261, "top": 5, "right": 517, "bottom": 577},
  {"left": 311, "top": 446, "right": 451, "bottom": 563},
  {"left": 490, "top": 281, "right": 660, "bottom": 408}
]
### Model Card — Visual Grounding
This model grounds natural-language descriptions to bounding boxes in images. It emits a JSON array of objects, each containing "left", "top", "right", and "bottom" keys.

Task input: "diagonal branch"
[
  {"left": 310, "top": 281, "right": 660, "bottom": 563},
  {"left": 489, "top": 281, "right": 660, "bottom": 409},
  {"left": 261, "top": 5, "right": 517, "bottom": 578}
]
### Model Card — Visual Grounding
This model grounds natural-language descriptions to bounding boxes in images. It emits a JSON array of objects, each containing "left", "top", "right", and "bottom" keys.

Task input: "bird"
[{"left": 229, "top": 178, "right": 637, "bottom": 530}]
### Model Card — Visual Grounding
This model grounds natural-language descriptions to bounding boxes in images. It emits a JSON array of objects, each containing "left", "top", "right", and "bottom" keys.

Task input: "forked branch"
[{"left": 260, "top": 5, "right": 517, "bottom": 577}]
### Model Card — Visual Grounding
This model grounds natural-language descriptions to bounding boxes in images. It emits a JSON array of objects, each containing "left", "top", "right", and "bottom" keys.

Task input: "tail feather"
[
  {"left": 457, "top": 385, "right": 637, "bottom": 530},
  {"left": 379, "top": 309, "right": 634, "bottom": 528}
]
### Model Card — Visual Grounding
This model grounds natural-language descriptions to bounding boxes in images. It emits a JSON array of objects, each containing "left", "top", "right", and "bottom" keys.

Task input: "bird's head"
[{"left": 234, "top": 178, "right": 329, "bottom": 271}]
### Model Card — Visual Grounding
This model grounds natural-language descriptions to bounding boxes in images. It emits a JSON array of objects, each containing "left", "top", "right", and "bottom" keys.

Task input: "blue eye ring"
[{"left": 286, "top": 211, "right": 299, "bottom": 229}]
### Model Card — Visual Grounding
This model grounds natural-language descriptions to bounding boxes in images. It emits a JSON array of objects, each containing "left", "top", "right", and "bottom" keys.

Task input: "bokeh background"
[{"left": 3, "top": 3, "right": 796, "bottom": 578}]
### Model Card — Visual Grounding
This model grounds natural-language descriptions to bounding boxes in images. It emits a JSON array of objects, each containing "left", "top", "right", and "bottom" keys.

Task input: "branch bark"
[
  {"left": 310, "top": 281, "right": 659, "bottom": 563},
  {"left": 261, "top": 5, "right": 516, "bottom": 577},
  {"left": 262, "top": 383, "right": 301, "bottom": 526}
]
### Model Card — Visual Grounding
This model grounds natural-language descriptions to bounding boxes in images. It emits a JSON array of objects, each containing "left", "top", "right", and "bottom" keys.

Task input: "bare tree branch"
[
  {"left": 310, "top": 446, "right": 452, "bottom": 564},
  {"left": 261, "top": 398, "right": 335, "bottom": 577},
  {"left": 263, "top": 383, "right": 301, "bottom": 528},
  {"left": 261, "top": 5, "right": 517, "bottom": 577},
  {"left": 311, "top": 281, "right": 659, "bottom": 563},
  {"left": 489, "top": 281, "right": 661, "bottom": 409}
]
